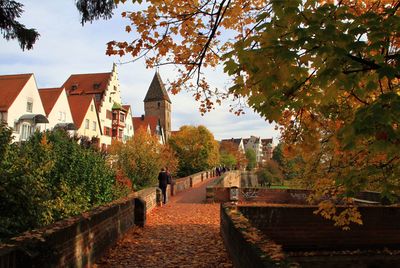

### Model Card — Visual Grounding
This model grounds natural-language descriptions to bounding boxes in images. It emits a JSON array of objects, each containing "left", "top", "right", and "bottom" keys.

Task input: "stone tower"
[{"left": 144, "top": 72, "right": 172, "bottom": 140}]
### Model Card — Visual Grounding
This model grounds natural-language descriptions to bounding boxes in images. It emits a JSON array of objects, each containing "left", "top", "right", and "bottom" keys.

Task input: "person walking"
[{"left": 158, "top": 167, "right": 169, "bottom": 204}]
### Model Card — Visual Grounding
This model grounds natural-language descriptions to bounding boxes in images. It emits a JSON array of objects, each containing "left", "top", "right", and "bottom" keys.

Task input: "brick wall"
[
  {"left": 239, "top": 205, "right": 400, "bottom": 251},
  {"left": 171, "top": 170, "right": 214, "bottom": 196},
  {"left": 0, "top": 170, "right": 215, "bottom": 268},
  {"left": 0, "top": 192, "right": 137, "bottom": 268},
  {"left": 220, "top": 205, "right": 282, "bottom": 268}
]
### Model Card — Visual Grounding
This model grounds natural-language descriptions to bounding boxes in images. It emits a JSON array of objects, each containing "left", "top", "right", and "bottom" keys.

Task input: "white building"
[
  {"left": 0, "top": 73, "right": 48, "bottom": 141},
  {"left": 68, "top": 94, "right": 102, "bottom": 145},
  {"left": 63, "top": 64, "right": 122, "bottom": 148},
  {"left": 244, "top": 136, "right": 263, "bottom": 163},
  {"left": 122, "top": 105, "right": 134, "bottom": 142},
  {"left": 38, "top": 87, "right": 75, "bottom": 131}
]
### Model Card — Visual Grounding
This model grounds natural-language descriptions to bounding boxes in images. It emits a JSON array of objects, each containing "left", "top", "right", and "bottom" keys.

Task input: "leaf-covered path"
[{"left": 95, "top": 177, "right": 233, "bottom": 268}]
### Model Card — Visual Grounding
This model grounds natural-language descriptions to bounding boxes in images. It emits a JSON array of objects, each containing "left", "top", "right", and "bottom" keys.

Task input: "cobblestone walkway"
[{"left": 95, "top": 178, "right": 233, "bottom": 268}]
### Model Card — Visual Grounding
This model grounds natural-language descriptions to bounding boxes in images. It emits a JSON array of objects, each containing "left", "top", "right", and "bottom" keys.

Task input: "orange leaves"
[{"left": 98, "top": 187, "right": 233, "bottom": 267}]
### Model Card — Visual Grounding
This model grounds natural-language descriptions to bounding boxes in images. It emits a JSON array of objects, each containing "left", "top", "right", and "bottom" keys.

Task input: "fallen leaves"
[{"left": 97, "top": 180, "right": 233, "bottom": 267}]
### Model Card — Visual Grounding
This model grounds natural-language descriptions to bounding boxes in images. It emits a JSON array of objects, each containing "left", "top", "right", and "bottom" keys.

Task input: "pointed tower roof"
[{"left": 144, "top": 72, "right": 171, "bottom": 103}]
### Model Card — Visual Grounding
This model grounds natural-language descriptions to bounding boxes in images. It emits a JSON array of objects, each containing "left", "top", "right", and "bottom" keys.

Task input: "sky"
[{"left": 0, "top": 1, "right": 279, "bottom": 142}]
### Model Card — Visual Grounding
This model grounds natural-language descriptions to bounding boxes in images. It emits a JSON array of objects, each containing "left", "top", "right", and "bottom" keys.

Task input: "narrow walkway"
[{"left": 95, "top": 177, "right": 233, "bottom": 268}]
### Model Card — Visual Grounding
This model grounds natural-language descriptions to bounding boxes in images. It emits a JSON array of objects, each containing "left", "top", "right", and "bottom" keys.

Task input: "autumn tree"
[
  {"left": 110, "top": 0, "right": 399, "bottom": 227},
  {"left": 169, "top": 125, "right": 219, "bottom": 177},
  {"left": 219, "top": 140, "right": 247, "bottom": 170},
  {"left": 245, "top": 148, "right": 256, "bottom": 170},
  {"left": 110, "top": 128, "right": 177, "bottom": 189}
]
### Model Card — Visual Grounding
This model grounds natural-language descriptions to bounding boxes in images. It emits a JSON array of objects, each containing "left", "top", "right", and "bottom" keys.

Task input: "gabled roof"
[
  {"left": 122, "top": 105, "right": 131, "bottom": 113},
  {"left": 38, "top": 87, "right": 64, "bottom": 116},
  {"left": 144, "top": 72, "right": 171, "bottom": 103},
  {"left": 132, "top": 116, "right": 150, "bottom": 132},
  {"left": 63, "top": 72, "right": 111, "bottom": 95},
  {"left": 67, "top": 95, "right": 94, "bottom": 128},
  {"left": 0, "top": 73, "right": 32, "bottom": 112},
  {"left": 221, "top": 138, "right": 243, "bottom": 146},
  {"left": 261, "top": 138, "right": 273, "bottom": 146},
  {"left": 132, "top": 115, "right": 161, "bottom": 135}
]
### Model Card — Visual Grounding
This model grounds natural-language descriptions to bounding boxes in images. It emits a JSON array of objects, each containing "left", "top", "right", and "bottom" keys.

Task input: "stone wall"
[
  {"left": 239, "top": 205, "right": 400, "bottom": 251},
  {"left": 172, "top": 170, "right": 214, "bottom": 196},
  {"left": 0, "top": 170, "right": 214, "bottom": 268},
  {"left": 0, "top": 192, "right": 137, "bottom": 268},
  {"left": 221, "top": 204, "right": 400, "bottom": 268}
]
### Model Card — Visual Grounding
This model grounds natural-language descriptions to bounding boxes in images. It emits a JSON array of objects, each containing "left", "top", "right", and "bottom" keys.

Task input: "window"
[
  {"left": 95, "top": 94, "right": 101, "bottom": 102},
  {"left": 93, "top": 83, "right": 101, "bottom": 89},
  {"left": 109, "top": 97, "right": 111, "bottom": 103},
  {"left": 157, "top": 102, "right": 161, "bottom": 109},
  {"left": 106, "top": 110, "right": 112, "bottom": 119},
  {"left": 85, "top": 119, "right": 89, "bottom": 129},
  {"left": 112, "top": 112, "right": 117, "bottom": 120},
  {"left": 58, "top": 111, "right": 62, "bottom": 121},
  {"left": 120, "top": 112, "right": 125, "bottom": 122},
  {"left": 63, "top": 112, "right": 66, "bottom": 122},
  {"left": 104, "top": 127, "right": 111, "bottom": 136},
  {"left": 91, "top": 105, "right": 94, "bottom": 111},
  {"left": 20, "top": 123, "right": 32, "bottom": 141},
  {"left": 92, "top": 121, "right": 96, "bottom": 131},
  {"left": 26, "top": 101, "right": 33, "bottom": 112}
]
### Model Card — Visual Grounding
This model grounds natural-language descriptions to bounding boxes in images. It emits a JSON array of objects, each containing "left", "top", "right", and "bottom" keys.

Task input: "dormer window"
[
  {"left": 26, "top": 98, "right": 33, "bottom": 112},
  {"left": 93, "top": 83, "right": 101, "bottom": 89},
  {"left": 71, "top": 84, "right": 78, "bottom": 90}
]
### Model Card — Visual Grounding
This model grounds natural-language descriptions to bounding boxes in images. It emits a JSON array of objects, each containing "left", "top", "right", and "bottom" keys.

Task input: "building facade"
[{"left": 0, "top": 74, "right": 48, "bottom": 141}]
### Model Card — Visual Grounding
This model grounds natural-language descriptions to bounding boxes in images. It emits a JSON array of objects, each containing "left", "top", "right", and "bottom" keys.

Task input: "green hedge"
[{"left": 0, "top": 124, "right": 127, "bottom": 240}]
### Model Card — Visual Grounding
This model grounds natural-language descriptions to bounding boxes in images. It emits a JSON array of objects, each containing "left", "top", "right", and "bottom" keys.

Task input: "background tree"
[
  {"left": 219, "top": 140, "right": 247, "bottom": 169},
  {"left": 257, "top": 160, "right": 284, "bottom": 187},
  {"left": 245, "top": 148, "right": 256, "bottom": 170},
  {"left": 110, "top": 128, "right": 177, "bottom": 189},
  {"left": 110, "top": 0, "right": 399, "bottom": 227},
  {"left": 169, "top": 125, "right": 219, "bottom": 177}
]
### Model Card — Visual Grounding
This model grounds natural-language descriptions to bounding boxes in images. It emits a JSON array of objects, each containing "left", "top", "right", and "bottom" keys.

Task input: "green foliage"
[
  {"left": 257, "top": 160, "right": 284, "bottom": 186},
  {"left": 110, "top": 128, "right": 178, "bottom": 189},
  {"left": 169, "top": 125, "right": 219, "bottom": 177},
  {"left": 0, "top": 127, "right": 124, "bottom": 240},
  {"left": 245, "top": 148, "right": 256, "bottom": 170},
  {"left": 220, "top": 152, "right": 237, "bottom": 170}
]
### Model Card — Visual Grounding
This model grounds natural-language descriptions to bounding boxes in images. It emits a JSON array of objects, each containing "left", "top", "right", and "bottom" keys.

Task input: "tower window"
[{"left": 157, "top": 102, "right": 161, "bottom": 109}]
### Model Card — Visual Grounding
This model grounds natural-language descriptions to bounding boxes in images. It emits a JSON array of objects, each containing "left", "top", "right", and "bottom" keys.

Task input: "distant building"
[
  {"left": 220, "top": 138, "right": 245, "bottom": 153},
  {"left": 38, "top": 87, "right": 75, "bottom": 131},
  {"left": 68, "top": 95, "right": 102, "bottom": 146},
  {"left": 0, "top": 73, "right": 48, "bottom": 141},
  {"left": 63, "top": 64, "right": 122, "bottom": 148},
  {"left": 261, "top": 138, "right": 273, "bottom": 160},
  {"left": 132, "top": 114, "right": 165, "bottom": 144},
  {"left": 144, "top": 72, "right": 171, "bottom": 141},
  {"left": 243, "top": 136, "right": 263, "bottom": 163},
  {"left": 122, "top": 105, "right": 134, "bottom": 142}
]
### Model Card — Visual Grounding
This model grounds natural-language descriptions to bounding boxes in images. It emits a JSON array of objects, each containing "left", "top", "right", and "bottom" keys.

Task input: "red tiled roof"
[
  {"left": 63, "top": 72, "right": 111, "bottom": 96},
  {"left": 67, "top": 95, "right": 94, "bottom": 128},
  {"left": 145, "top": 115, "right": 159, "bottom": 135},
  {"left": 122, "top": 105, "right": 131, "bottom": 112},
  {"left": 132, "top": 116, "right": 149, "bottom": 132},
  {"left": 132, "top": 115, "right": 160, "bottom": 135},
  {"left": 38, "top": 87, "right": 63, "bottom": 116},
  {"left": 0, "top": 73, "right": 32, "bottom": 111}
]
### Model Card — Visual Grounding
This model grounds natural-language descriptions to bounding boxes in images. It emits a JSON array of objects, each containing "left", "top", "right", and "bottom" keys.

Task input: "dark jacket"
[{"left": 158, "top": 171, "right": 169, "bottom": 188}]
